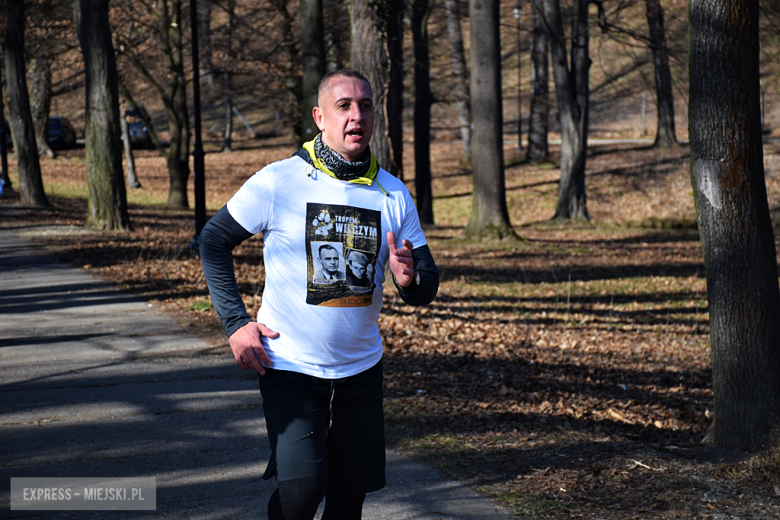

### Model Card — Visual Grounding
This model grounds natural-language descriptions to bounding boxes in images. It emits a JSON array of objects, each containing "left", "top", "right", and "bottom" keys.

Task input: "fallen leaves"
[{"left": 5, "top": 140, "right": 780, "bottom": 520}]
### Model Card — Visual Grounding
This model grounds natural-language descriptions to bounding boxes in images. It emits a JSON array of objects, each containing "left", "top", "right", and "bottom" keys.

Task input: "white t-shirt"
[{"left": 227, "top": 156, "right": 427, "bottom": 378}]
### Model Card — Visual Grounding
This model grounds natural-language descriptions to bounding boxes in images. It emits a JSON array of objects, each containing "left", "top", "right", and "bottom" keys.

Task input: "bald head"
[{"left": 317, "top": 70, "right": 373, "bottom": 106}]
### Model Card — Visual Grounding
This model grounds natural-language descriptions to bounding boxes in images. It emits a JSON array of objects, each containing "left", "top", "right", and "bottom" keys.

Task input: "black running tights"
[{"left": 267, "top": 475, "right": 366, "bottom": 520}]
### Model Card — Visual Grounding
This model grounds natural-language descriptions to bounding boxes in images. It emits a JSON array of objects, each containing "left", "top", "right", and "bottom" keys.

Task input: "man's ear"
[{"left": 312, "top": 106, "right": 324, "bottom": 131}]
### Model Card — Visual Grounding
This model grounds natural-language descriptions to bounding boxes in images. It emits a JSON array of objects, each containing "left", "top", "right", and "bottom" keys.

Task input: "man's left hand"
[{"left": 387, "top": 231, "right": 414, "bottom": 287}]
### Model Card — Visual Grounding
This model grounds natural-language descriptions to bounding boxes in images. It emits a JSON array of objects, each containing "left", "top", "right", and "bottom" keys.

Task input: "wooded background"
[{"left": 3, "top": 0, "right": 780, "bottom": 454}]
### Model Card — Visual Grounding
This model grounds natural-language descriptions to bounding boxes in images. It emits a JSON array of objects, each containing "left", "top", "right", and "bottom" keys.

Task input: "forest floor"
[{"left": 3, "top": 136, "right": 780, "bottom": 518}]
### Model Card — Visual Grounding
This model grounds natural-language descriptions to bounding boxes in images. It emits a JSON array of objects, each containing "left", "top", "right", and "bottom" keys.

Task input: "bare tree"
[
  {"left": 525, "top": 0, "right": 549, "bottom": 164},
  {"left": 350, "top": 0, "right": 406, "bottom": 175},
  {"left": 645, "top": 0, "right": 676, "bottom": 147},
  {"left": 462, "top": 0, "right": 515, "bottom": 241},
  {"left": 198, "top": 0, "right": 215, "bottom": 91},
  {"left": 544, "top": 0, "right": 591, "bottom": 220},
  {"left": 120, "top": 106, "right": 141, "bottom": 189},
  {"left": 515, "top": 1, "right": 523, "bottom": 150},
  {"left": 27, "top": 0, "right": 72, "bottom": 160},
  {"left": 160, "top": 0, "right": 190, "bottom": 209},
  {"left": 3, "top": 0, "right": 48, "bottom": 207},
  {"left": 594, "top": 0, "right": 677, "bottom": 148},
  {"left": 222, "top": 95, "right": 234, "bottom": 152},
  {"left": 272, "top": 0, "right": 302, "bottom": 145},
  {"left": 385, "top": 1, "right": 405, "bottom": 179},
  {"left": 347, "top": 0, "right": 404, "bottom": 177},
  {"left": 301, "top": 0, "right": 325, "bottom": 142},
  {"left": 690, "top": 0, "right": 780, "bottom": 451},
  {"left": 29, "top": 57, "right": 56, "bottom": 159},
  {"left": 0, "top": 64, "right": 11, "bottom": 193},
  {"left": 75, "top": 0, "right": 131, "bottom": 230},
  {"left": 413, "top": 0, "right": 435, "bottom": 226},
  {"left": 324, "top": 1, "right": 350, "bottom": 72},
  {"left": 115, "top": 0, "right": 191, "bottom": 209},
  {"left": 444, "top": 0, "right": 471, "bottom": 164},
  {"left": 350, "top": 0, "right": 385, "bottom": 163},
  {"left": 221, "top": 0, "right": 236, "bottom": 152}
]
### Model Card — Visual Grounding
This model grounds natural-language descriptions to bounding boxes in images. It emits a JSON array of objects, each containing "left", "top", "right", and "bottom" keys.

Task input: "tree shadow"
[{"left": 381, "top": 340, "right": 721, "bottom": 513}]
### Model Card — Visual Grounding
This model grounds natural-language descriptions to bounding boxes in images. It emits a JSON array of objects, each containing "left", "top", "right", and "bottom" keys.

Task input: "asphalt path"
[{"left": 0, "top": 225, "right": 515, "bottom": 520}]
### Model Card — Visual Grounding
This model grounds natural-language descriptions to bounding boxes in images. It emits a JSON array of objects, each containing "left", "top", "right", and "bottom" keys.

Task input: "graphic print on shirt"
[{"left": 306, "top": 203, "right": 381, "bottom": 307}]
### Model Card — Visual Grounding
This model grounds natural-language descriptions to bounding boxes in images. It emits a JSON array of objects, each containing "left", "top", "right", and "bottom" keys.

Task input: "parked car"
[
  {"left": 48, "top": 116, "right": 77, "bottom": 149},
  {"left": 124, "top": 106, "right": 152, "bottom": 149}
]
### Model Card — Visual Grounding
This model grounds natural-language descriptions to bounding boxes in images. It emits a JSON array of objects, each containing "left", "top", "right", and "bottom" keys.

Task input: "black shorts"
[{"left": 258, "top": 361, "right": 386, "bottom": 494}]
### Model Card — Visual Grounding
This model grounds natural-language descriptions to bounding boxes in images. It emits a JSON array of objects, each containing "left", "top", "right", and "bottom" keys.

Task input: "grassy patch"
[
  {"left": 493, "top": 490, "right": 570, "bottom": 518},
  {"left": 624, "top": 216, "right": 699, "bottom": 230},
  {"left": 44, "top": 181, "right": 88, "bottom": 200},
  {"left": 186, "top": 300, "right": 214, "bottom": 312},
  {"left": 40, "top": 179, "right": 169, "bottom": 207}
]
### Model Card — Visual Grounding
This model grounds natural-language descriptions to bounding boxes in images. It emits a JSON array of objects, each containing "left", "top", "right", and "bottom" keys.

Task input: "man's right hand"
[{"left": 229, "top": 322, "right": 279, "bottom": 375}]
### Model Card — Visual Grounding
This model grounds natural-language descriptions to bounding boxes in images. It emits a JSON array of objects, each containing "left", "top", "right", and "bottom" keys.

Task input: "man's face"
[
  {"left": 349, "top": 259, "right": 368, "bottom": 279},
  {"left": 320, "top": 248, "right": 339, "bottom": 275},
  {"left": 312, "top": 75, "right": 374, "bottom": 162}
]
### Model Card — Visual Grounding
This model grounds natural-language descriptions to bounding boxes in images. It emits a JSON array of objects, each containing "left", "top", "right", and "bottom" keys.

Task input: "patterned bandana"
[{"left": 314, "top": 134, "right": 372, "bottom": 181}]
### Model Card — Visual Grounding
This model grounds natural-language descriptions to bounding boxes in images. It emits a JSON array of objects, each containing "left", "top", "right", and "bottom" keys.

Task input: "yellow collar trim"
[{"left": 302, "top": 136, "right": 378, "bottom": 186}]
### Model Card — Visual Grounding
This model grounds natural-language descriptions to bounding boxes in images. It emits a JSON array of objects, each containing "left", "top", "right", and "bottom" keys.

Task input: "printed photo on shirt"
[
  {"left": 344, "top": 249, "right": 375, "bottom": 291},
  {"left": 305, "top": 203, "right": 381, "bottom": 307},
  {"left": 312, "top": 242, "right": 345, "bottom": 283}
]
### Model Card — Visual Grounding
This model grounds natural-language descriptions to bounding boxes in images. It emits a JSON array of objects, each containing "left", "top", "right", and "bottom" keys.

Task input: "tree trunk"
[
  {"left": 197, "top": 0, "right": 214, "bottom": 92},
  {"left": 222, "top": 0, "right": 234, "bottom": 152},
  {"left": 324, "top": 1, "right": 349, "bottom": 72},
  {"left": 386, "top": 2, "right": 404, "bottom": 179},
  {"left": 3, "top": 0, "right": 48, "bottom": 207},
  {"left": 462, "top": 0, "right": 515, "bottom": 241},
  {"left": 301, "top": 0, "right": 326, "bottom": 142},
  {"left": 413, "top": 0, "right": 435, "bottom": 226},
  {"left": 515, "top": 1, "right": 523, "bottom": 150},
  {"left": 75, "top": 0, "right": 131, "bottom": 230},
  {"left": 29, "top": 57, "right": 56, "bottom": 159},
  {"left": 645, "top": 0, "right": 676, "bottom": 148},
  {"left": 159, "top": 0, "right": 190, "bottom": 209},
  {"left": 165, "top": 79, "right": 190, "bottom": 209},
  {"left": 0, "top": 64, "right": 11, "bottom": 194},
  {"left": 222, "top": 94, "right": 233, "bottom": 152},
  {"left": 690, "top": 0, "right": 780, "bottom": 451},
  {"left": 350, "top": 0, "right": 390, "bottom": 172},
  {"left": 444, "top": 0, "right": 472, "bottom": 164},
  {"left": 120, "top": 106, "right": 140, "bottom": 188},
  {"left": 546, "top": 0, "right": 590, "bottom": 220},
  {"left": 526, "top": 2, "right": 549, "bottom": 164},
  {"left": 274, "top": 0, "right": 302, "bottom": 146}
]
